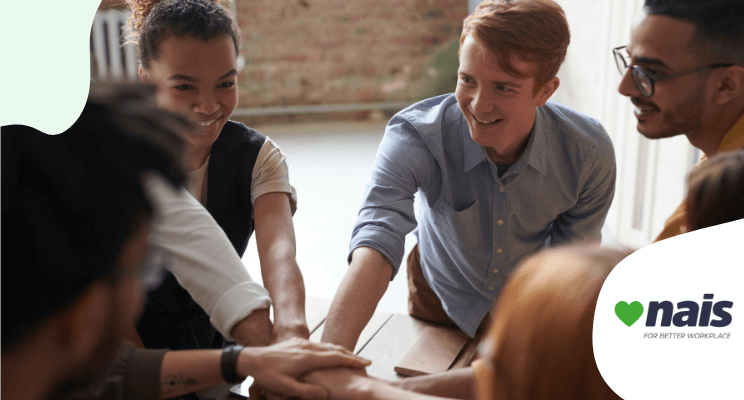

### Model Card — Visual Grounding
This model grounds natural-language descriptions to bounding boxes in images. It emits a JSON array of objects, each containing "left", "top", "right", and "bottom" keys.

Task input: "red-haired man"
[{"left": 321, "top": 0, "right": 616, "bottom": 396}]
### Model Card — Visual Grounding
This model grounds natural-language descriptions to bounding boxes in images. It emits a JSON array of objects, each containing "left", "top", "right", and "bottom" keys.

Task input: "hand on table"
[
  {"left": 232, "top": 308, "right": 273, "bottom": 347},
  {"left": 241, "top": 338, "right": 371, "bottom": 400}
]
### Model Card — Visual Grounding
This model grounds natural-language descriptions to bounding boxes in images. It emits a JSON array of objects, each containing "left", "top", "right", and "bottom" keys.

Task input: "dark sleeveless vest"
[{"left": 137, "top": 121, "right": 267, "bottom": 351}]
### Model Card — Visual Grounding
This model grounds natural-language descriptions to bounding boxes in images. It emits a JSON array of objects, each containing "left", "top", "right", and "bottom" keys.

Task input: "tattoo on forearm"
[{"left": 161, "top": 373, "right": 198, "bottom": 396}]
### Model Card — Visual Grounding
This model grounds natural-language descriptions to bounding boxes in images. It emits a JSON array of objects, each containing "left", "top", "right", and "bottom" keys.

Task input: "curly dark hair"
[{"left": 126, "top": 0, "right": 241, "bottom": 69}]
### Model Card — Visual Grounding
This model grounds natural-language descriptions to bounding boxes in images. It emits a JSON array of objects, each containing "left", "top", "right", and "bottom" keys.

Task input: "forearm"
[
  {"left": 321, "top": 247, "right": 393, "bottom": 350},
  {"left": 262, "top": 254, "right": 309, "bottom": 339},
  {"left": 390, "top": 368, "right": 476, "bottom": 399},
  {"left": 159, "top": 350, "right": 223, "bottom": 399},
  {"left": 231, "top": 308, "right": 273, "bottom": 346},
  {"left": 254, "top": 192, "right": 309, "bottom": 341}
]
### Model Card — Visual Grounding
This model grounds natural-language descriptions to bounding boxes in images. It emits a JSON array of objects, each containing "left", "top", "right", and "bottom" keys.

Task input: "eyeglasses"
[{"left": 612, "top": 46, "right": 732, "bottom": 97}]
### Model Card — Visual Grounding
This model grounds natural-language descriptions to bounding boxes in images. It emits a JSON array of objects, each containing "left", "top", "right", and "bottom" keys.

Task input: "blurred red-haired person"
[
  {"left": 473, "top": 245, "right": 627, "bottom": 400},
  {"left": 322, "top": 0, "right": 615, "bottom": 396},
  {"left": 684, "top": 149, "right": 744, "bottom": 231}
]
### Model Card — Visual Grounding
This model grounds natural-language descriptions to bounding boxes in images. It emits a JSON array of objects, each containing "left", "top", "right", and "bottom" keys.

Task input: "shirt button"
[
  {"left": 497, "top": 248, "right": 503, "bottom": 254},
  {"left": 499, "top": 186, "right": 504, "bottom": 193},
  {"left": 489, "top": 286, "right": 494, "bottom": 291},
  {"left": 492, "top": 269, "right": 498, "bottom": 273},
  {"left": 498, "top": 220, "right": 504, "bottom": 226}
]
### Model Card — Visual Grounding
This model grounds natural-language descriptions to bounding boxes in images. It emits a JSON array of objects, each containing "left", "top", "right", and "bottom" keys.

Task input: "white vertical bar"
[
  {"left": 632, "top": 138, "right": 649, "bottom": 230},
  {"left": 649, "top": 136, "right": 696, "bottom": 237},
  {"left": 118, "top": 11, "right": 138, "bottom": 81},
  {"left": 689, "top": 146, "right": 703, "bottom": 171},
  {"left": 92, "top": 13, "right": 109, "bottom": 80},
  {"left": 123, "top": 40, "right": 138, "bottom": 81},
  {"left": 645, "top": 140, "right": 661, "bottom": 242},
  {"left": 614, "top": 0, "right": 658, "bottom": 248},
  {"left": 106, "top": 11, "right": 124, "bottom": 80}
]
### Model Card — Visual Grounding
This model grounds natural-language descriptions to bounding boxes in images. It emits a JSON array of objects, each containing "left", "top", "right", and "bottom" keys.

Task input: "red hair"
[
  {"left": 483, "top": 244, "right": 629, "bottom": 400},
  {"left": 461, "top": 0, "right": 570, "bottom": 93}
]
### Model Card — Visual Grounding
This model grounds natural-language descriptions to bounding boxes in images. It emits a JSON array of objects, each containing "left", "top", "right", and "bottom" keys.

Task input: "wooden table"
[{"left": 211, "top": 297, "right": 482, "bottom": 399}]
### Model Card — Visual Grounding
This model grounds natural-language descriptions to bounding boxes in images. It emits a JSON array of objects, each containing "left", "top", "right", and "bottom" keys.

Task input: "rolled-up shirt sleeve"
[
  {"left": 549, "top": 122, "right": 616, "bottom": 246},
  {"left": 144, "top": 174, "right": 272, "bottom": 340},
  {"left": 250, "top": 137, "right": 298, "bottom": 215},
  {"left": 348, "top": 116, "right": 437, "bottom": 278}
]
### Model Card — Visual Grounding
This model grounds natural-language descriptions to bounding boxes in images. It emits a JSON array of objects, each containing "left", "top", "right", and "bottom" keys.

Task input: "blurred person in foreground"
[
  {"left": 0, "top": 84, "right": 370, "bottom": 400},
  {"left": 322, "top": 0, "right": 616, "bottom": 395},
  {"left": 302, "top": 244, "right": 629, "bottom": 400},
  {"left": 0, "top": 84, "right": 185, "bottom": 400},
  {"left": 615, "top": 0, "right": 744, "bottom": 241}
]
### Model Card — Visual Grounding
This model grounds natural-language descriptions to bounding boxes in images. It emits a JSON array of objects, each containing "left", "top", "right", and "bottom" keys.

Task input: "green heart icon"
[{"left": 615, "top": 301, "right": 644, "bottom": 327}]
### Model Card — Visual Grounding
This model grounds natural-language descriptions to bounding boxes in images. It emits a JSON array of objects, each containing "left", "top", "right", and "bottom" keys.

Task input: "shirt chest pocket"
[{"left": 429, "top": 200, "right": 482, "bottom": 250}]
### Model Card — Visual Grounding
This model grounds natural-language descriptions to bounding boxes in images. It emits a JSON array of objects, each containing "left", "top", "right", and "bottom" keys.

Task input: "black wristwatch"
[{"left": 221, "top": 344, "right": 245, "bottom": 384}]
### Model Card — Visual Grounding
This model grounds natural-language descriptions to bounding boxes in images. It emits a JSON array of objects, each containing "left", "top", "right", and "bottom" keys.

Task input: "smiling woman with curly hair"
[{"left": 125, "top": 0, "right": 310, "bottom": 369}]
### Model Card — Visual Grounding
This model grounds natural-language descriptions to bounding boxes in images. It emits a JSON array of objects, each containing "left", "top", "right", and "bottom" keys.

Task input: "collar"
[
  {"left": 461, "top": 107, "right": 548, "bottom": 175},
  {"left": 718, "top": 111, "right": 744, "bottom": 152}
]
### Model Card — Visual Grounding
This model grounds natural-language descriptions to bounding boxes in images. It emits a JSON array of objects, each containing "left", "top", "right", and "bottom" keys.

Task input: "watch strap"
[{"left": 221, "top": 344, "right": 245, "bottom": 384}]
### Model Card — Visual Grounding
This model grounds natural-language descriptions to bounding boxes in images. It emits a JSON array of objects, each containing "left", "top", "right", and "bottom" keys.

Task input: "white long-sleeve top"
[{"left": 144, "top": 174, "right": 272, "bottom": 340}]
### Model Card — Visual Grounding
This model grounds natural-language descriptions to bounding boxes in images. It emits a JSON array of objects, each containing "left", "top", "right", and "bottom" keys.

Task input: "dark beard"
[{"left": 636, "top": 79, "right": 706, "bottom": 140}]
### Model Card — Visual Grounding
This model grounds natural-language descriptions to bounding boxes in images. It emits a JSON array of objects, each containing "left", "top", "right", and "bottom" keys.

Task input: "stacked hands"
[
  {"left": 302, "top": 367, "right": 377, "bottom": 400},
  {"left": 229, "top": 307, "right": 364, "bottom": 400},
  {"left": 241, "top": 337, "right": 372, "bottom": 400}
]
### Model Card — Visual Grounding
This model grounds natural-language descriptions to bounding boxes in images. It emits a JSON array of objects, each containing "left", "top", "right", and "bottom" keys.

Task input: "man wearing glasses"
[{"left": 614, "top": 0, "right": 744, "bottom": 241}]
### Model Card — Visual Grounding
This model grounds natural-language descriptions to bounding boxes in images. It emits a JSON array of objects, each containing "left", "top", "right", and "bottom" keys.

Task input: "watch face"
[{"left": 228, "top": 376, "right": 255, "bottom": 398}]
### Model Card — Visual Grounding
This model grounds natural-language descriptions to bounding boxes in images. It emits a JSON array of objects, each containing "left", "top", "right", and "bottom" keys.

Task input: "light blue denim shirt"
[{"left": 349, "top": 93, "right": 615, "bottom": 336}]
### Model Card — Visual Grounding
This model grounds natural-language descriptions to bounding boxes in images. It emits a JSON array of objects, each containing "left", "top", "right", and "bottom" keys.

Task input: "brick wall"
[
  {"left": 98, "top": 0, "right": 127, "bottom": 9},
  {"left": 235, "top": 0, "right": 467, "bottom": 108},
  {"left": 96, "top": 0, "right": 467, "bottom": 109}
]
